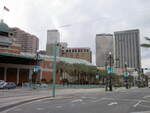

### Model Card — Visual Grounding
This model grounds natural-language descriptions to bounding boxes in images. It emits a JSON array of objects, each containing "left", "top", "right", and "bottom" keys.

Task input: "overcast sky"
[{"left": 1, "top": 0, "right": 150, "bottom": 67}]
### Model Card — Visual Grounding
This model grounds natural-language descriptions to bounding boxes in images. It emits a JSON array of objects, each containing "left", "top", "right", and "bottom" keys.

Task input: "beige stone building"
[
  {"left": 61, "top": 47, "right": 92, "bottom": 63},
  {"left": 11, "top": 27, "right": 39, "bottom": 53}
]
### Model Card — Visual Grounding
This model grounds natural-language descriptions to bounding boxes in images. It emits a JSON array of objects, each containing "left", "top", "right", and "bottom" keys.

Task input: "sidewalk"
[{"left": 0, "top": 88, "right": 105, "bottom": 112}]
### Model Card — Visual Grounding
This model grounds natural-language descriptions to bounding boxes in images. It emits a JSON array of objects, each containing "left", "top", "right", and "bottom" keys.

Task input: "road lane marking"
[
  {"left": 71, "top": 99, "right": 83, "bottom": 103},
  {"left": 108, "top": 102, "right": 118, "bottom": 106},
  {"left": 143, "top": 95, "right": 150, "bottom": 99},
  {"left": 133, "top": 101, "right": 142, "bottom": 107},
  {"left": 100, "top": 98, "right": 147, "bottom": 103}
]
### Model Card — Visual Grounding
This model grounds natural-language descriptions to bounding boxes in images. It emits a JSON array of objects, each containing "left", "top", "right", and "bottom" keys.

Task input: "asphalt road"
[{"left": 3, "top": 88, "right": 150, "bottom": 113}]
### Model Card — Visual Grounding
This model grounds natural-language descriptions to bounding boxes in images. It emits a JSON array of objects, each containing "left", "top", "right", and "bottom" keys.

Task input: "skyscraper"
[
  {"left": 96, "top": 34, "right": 113, "bottom": 67},
  {"left": 46, "top": 29, "right": 60, "bottom": 56},
  {"left": 114, "top": 29, "right": 141, "bottom": 69}
]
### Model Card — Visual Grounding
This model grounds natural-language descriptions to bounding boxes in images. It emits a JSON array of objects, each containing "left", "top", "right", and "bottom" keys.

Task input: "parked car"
[
  {"left": 148, "top": 82, "right": 150, "bottom": 88},
  {"left": 3, "top": 82, "right": 16, "bottom": 89},
  {"left": 0, "top": 80, "right": 5, "bottom": 85},
  {"left": 0, "top": 80, "right": 16, "bottom": 89},
  {"left": 0, "top": 80, "right": 7, "bottom": 89}
]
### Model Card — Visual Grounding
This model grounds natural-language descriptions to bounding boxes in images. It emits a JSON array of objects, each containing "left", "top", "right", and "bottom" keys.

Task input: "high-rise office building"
[
  {"left": 46, "top": 29, "right": 60, "bottom": 56},
  {"left": 11, "top": 27, "right": 39, "bottom": 53},
  {"left": 114, "top": 29, "right": 141, "bottom": 69},
  {"left": 96, "top": 34, "right": 113, "bottom": 66}
]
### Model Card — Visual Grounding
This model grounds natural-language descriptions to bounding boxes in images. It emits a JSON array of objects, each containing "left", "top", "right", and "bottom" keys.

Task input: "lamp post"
[
  {"left": 32, "top": 52, "right": 40, "bottom": 89},
  {"left": 124, "top": 62, "right": 128, "bottom": 89},
  {"left": 105, "top": 60, "right": 108, "bottom": 91},
  {"left": 108, "top": 52, "right": 112, "bottom": 91},
  {"left": 52, "top": 43, "right": 59, "bottom": 97}
]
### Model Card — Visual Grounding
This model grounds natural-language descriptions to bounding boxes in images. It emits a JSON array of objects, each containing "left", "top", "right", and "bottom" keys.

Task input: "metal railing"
[{"left": 22, "top": 83, "right": 105, "bottom": 89}]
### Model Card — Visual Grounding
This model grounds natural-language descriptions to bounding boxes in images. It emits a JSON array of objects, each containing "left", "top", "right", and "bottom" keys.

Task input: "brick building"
[
  {"left": 0, "top": 21, "right": 59, "bottom": 85},
  {"left": 0, "top": 21, "right": 93, "bottom": 85}
]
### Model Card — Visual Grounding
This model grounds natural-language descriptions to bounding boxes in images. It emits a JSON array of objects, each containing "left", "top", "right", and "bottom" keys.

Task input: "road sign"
[
  {"left": 107, "top": 67, "right": 113, "bottom": 74},
  {"left": 33, "top": 65, "right": 41, "bottom": 72},
  {"left": 124, "top": 72, "right": 129, "bottom": 78}
]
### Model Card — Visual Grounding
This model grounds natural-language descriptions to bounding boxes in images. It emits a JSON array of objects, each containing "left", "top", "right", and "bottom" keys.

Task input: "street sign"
[
  {"left": 33, "top": 65, "right": 41, "bottom": 72},
  {"left": 107, "top": 67, "right": 113, "bottom": 74},
  {"left": 123, "top": 72, "right": 129, "bottom": 78}
]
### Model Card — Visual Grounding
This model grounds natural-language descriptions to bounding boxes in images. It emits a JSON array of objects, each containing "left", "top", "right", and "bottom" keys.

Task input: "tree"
[{"left": 141, "top": 37, "right": 150, "bottom": 48}]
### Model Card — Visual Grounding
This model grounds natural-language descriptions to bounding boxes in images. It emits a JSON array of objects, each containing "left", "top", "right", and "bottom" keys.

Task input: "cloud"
[{"left": 2, "top": 0, "right": 150, "bottom": 65}]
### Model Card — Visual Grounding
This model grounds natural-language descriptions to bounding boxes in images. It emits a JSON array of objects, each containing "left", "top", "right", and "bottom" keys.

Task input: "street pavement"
[
  {"left": 0, "top": 88, "right": 105, "bottom": 112},
  {"left": 1, "top": 87, "right": 150, "bottom": 113}
]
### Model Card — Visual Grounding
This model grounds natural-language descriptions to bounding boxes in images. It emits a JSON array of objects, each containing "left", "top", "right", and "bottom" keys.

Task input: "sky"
[{"left": 1, "top": 0, "right": 150, "bottom": 68}]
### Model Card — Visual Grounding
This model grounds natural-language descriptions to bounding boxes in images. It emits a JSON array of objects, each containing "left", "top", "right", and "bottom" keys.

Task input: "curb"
[
  {"left": 0, "top": 96, "right": 74, "bottom": 112},
  {"left": 0, "top": 96, "right": 50, "bottom": 112}
]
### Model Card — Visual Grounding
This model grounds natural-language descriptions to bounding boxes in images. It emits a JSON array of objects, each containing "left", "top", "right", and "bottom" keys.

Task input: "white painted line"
[
  {"left": 108, "top": 102, "right": 118, "bottom": 106},
  {"left": 71, "top": 99, "right": 83, "bottom": 103},
  {"left": 143, "top": 95, "right": 150, "bottom": 99},
  {"left": 133, "top": 101, "right": 142, "bottom": 107}
]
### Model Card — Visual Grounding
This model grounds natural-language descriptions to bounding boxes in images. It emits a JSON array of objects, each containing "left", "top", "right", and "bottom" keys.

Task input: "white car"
[
  {"left": 148, "top": 82, "right": 150, "bottom": 88},
  {"left": 0, "top": 80, "right": 7, "bottom": 89}
]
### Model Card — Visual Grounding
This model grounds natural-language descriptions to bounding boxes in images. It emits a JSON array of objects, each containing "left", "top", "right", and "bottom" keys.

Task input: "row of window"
[{"left": 62, "top": 49, "right": 90, "bottom": 53}]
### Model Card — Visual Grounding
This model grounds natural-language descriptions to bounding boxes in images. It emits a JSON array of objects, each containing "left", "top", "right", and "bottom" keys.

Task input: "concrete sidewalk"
[{"left": 0, "top": 88, "right": 105, "bottom": 112}]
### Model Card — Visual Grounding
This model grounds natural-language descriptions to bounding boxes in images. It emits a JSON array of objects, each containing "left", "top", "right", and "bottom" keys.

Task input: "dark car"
[{"left": 3, "top": 82, "right": 16, "bottom": 89}]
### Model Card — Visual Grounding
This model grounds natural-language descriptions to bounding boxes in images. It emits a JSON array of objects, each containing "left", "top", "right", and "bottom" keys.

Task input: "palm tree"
[
  {"left": 141, "top": 37, "right": 150, "bottom": 48},
  {"left": 57, "top": 61, "right": 69, "bottom": 84}
]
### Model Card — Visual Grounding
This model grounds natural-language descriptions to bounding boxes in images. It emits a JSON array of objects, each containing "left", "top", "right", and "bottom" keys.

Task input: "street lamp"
[
  {"left": 105, "top": 60, "right": 108, "bottom": 91},
  {"left": 52, "top": 42, "right": 59, "bottom": 97},
  {"left": 108, "top": 52, "right": 113, "bottom": 91},
  {"left": 124, "top": 62, "right": 128, "bottom": 89}
]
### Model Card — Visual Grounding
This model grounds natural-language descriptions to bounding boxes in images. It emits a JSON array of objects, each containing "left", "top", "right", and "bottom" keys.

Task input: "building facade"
[
  {"left": 11, "top": 27, "right": 39, "bottom": 53},
  {"left": 0, "top": 21, "right": 94, "bottom": 85},
  {"left": 96, "top": 34, "right": 113, "bottom": 67},
  {"left": 46, "top": 29, "right": 60, "bottom": 56},
  {"left": 61, "top": 47, "right": 92, "bottom": 63},
  {"left": 114, "top": 29, "right": 141, "bottom": 69}
]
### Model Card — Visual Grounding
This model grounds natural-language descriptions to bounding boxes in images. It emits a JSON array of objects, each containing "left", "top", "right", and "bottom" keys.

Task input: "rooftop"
[
  {"left": 114, "top": 29, "right": 139, "bottom": 34},
  {"left": 0, "top": 52, "right": 93, "bottom": 66},
  {"left": 96, "top": 34, "right": 113, "bottom": 36},
  {"left": 0, "top": 20, "right": 10, "bottom": 33}
]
